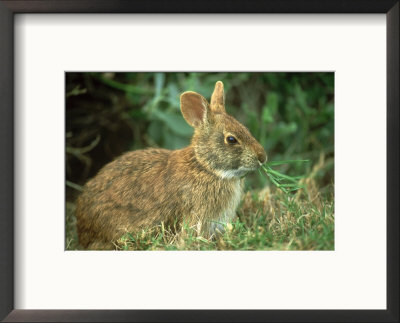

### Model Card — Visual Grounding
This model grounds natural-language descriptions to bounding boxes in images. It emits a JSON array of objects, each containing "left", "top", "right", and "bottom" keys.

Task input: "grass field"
[{"left": 66, "top": 156, "right": 334, "bottom": 251}]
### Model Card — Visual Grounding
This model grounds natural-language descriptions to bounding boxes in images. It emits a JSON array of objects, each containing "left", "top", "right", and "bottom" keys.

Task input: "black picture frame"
[{"left": 0, "top": 1, "right": 398, "bottom": 322}]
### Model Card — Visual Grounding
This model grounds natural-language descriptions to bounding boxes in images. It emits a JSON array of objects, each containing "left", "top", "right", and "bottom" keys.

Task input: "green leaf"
[
  {"left": 129, "top": 109, "right": 147, "bottom": 119},
  {"left": 152, "top": 110, "right": 193, "bottom": 137},
  {"left": 91, "top": 73, "right": 152, "bottom": 94},
  {"left": 271, "top": 122, "right": 298, "bottom": 138},
  {"left": 164, "top": 135, "right": 190, "bottom": 150},
  {"left": 154, "top": 73, "right": 165, "bottom": 98},
  {"left": 167, "top": 83, "right": 180, "bottom": 109},
  {"left": 266, "top": 92, "right": 279, "bottom": 115},
  {"left": 262, "top": 107, "right": 274, "bottom": 123}
]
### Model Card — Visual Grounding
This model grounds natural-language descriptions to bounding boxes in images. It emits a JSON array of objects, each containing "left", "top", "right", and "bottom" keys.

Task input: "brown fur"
[{"left": 76, "top": 81, "right": 267, "bottom": 249}]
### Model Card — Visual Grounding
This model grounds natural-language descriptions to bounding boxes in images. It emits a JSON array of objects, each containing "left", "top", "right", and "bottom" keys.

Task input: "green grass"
[
  {"left": 67, "top": 190, "right": 334, "bottom": 251},
  {"left": 112, "top": 177, "right": 334, "bottom": 251}
]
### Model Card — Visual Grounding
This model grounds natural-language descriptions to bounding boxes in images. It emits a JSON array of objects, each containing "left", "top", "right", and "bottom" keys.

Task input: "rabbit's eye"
[{"left": 226, "top": 136, "right": 238, "bottom": 144}]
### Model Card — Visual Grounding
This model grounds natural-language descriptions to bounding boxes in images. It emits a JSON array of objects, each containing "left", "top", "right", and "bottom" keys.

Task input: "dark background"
[{"left": 66, "top": 72, "right": 334, "bottom": 201}]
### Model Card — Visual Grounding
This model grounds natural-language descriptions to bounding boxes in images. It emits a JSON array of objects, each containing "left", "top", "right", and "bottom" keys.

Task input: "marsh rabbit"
[{"left": 76, "top": 81, "right": 267, "bottom": 249}]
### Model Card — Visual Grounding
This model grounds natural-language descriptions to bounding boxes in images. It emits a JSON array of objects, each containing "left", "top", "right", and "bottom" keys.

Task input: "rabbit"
[{"left": 76, "top": 81, "right": 267, "bottom": 250}]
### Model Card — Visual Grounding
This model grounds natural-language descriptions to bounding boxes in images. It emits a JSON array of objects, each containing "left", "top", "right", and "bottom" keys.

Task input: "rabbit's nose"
[{"left": 257, "top": 150, "right": 267, "bottom": 164}]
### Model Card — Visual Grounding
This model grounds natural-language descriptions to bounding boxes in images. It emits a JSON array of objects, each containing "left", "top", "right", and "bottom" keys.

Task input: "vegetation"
[{"left": 66, "top": 72, "right": 334, "bottom": 251}]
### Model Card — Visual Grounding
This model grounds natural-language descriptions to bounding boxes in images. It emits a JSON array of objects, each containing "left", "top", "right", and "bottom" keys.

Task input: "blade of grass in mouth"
[
  {"left": 259, "top": 160, "right": 309, "bottom": 193},
  {"left": 266, "top": 160, "right": 309, "bottom": 166}
]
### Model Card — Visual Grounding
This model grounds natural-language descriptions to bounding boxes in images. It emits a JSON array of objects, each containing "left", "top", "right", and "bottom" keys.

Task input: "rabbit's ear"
[
  {"left": 180, "top": 91, "right": 209, "bottom": 127},
  {"left": 210, "top": 81, "right": 226, "bottom": 114}
]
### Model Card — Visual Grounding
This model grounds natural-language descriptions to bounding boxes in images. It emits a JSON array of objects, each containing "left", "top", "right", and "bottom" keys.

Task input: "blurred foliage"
[{"left": 66, "top": 72, "right": 334, "bottom": 200}]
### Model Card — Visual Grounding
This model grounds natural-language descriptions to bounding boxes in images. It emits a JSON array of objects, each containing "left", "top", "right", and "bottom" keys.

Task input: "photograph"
[{"left": 66, "top": 72, "right": 335, "bottom": 251}]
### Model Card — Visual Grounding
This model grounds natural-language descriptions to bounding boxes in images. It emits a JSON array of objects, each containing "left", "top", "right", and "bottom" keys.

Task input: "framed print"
[{"left": 0, "top": 1, "right": 399, "bottom": 322}]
